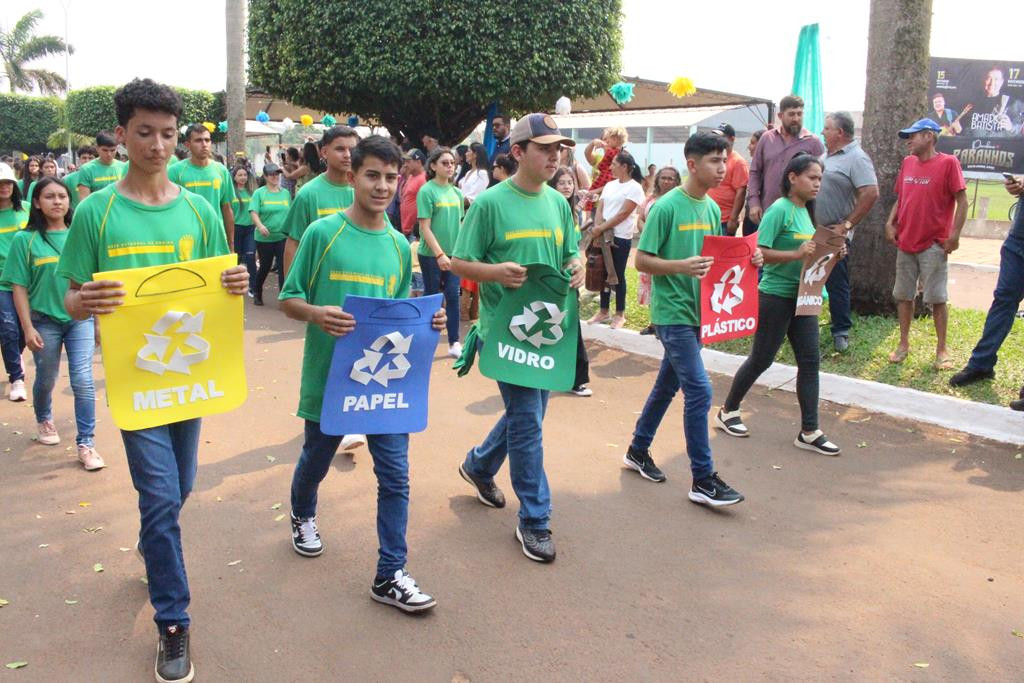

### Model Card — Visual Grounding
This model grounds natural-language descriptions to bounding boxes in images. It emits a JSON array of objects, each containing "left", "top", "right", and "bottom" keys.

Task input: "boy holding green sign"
[{"left": 452, "top": 114, "right": 584, "bottom": 563}]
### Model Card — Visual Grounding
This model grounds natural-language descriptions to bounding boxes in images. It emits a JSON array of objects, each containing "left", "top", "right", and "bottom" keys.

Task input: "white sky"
[{"left": 1, "top": 0, "right": 1018, "bottom": 112}]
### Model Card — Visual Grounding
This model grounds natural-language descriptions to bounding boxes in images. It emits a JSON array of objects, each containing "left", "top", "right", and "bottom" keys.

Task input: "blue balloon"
[{"left": 256, "top": 111, "right": 270, "bottom": 123}]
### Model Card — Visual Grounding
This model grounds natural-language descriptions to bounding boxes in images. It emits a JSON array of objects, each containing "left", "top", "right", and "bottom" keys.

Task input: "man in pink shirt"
[
  {"left": 885, "top": 118, "right": 967, "bottom": 369},
  {"left": 707, "top": 123, "right": 750, "bottom": 234},
  {"left": 400, "top": 148, "right": 426, "bottom": 238},
  {"left": 747, "top": 95, "right": 825, "bottom": 224}
]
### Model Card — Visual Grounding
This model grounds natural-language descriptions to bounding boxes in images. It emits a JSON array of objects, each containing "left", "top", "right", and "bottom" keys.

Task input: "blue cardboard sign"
[{"left": 320, "top": 294, "right": 442, "bottom": 435}]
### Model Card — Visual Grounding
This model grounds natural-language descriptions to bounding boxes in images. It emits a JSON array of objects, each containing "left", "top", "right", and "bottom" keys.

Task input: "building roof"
[{"left": 569, "top": 77, "right": 774, "bottom": 113}]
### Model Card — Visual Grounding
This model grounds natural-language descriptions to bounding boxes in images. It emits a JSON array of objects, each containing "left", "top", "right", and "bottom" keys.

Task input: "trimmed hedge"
[
  {"left": 67, "top": 85, "right": 224, "bottom": 138},
  {"left": 0, "top": 93, "right": 63, "bottom": 155}
]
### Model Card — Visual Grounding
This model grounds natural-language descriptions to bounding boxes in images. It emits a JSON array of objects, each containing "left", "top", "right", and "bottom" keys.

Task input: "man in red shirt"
[
  {"left": 400, "top": 148, "right": 426, "bottom": 238},
  {"left": 707, "top": 123, "right": 750, "bottom": 235},
  {"left": 885, "top": 118, "right": 967, "bottom": 369}
]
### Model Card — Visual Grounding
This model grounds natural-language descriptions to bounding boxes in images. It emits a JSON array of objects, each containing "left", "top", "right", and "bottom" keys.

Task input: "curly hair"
[{"left": 114, "top": 78, "right": 183, "bottom": 127}]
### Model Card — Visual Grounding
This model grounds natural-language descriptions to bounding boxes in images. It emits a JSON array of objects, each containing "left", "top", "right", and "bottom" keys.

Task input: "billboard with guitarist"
[{"left": 929, "top": 56, "right": 1024, "bottom": 173}]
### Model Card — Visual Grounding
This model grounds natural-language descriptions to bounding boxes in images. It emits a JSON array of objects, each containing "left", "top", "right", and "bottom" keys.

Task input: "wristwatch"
[{"left": 842, "top": 220, "right": 853, "bottom": 231}]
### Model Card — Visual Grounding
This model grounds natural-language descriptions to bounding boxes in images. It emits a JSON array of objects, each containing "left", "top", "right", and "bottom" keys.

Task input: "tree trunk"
[
  {"left": 225, "top": 0, "right": 246, "bottom": 162},
  {"left": 851, "top": 0, "right": 933, "bottom": 315}
]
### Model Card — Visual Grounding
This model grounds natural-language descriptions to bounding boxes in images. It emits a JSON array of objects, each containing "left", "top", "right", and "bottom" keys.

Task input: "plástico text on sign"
[
  {"left": 95, "top": 254, "right": 247, "bottom": 431},
  {"left": 320, "top": 293, "right": 442, "bottom": 435}
]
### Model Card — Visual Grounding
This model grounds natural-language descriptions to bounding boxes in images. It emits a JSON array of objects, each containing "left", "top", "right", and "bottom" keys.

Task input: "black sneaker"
[
  {"left": 515, "top": 525, "right": 556, "bottom": 563},
  {"left": 155, "top": 624, "right": 193, "bottom": 683},
  {"left": 833, "top": 334, "right": 850, "bottom": 352},
  {"left": 570, "top": 384, "right": 593, "bottom": 397},
  {"left": 290, "top": 513, "right": 323, "bottom": 557},
  {"left": 1010, "top": 398, "right": 1024, "bottom": 412},
  {"left": 458, "top": 463, "right": 506, "bottom": 508},
  {"left": 794, "top": 430, "right": 841, "bottom": 456},
  {"left": 949, "top": 366, "right": 994, "bottom": 387},
  {"left": 253, "top": 294, "right": 264, "bottom": 306},
  {"left": 639, "top": 324, "right": 656, "bottom": 336},
  {"left": 623, "top": 445, "right": 666, "bottom": 482},
  {"left": 688, "top": 472, "right": 745, "bottom": 507},
  {"left": 714, "top": 408, "right": 749, "bottom": 437},
  {"left": 370, "top": 569, "right": 436, "bottom": 613}
]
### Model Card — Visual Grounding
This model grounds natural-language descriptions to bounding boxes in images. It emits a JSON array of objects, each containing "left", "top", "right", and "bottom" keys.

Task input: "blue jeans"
[
  {"left": 0, "top": 290, "right": 25, "bottom": 382},
  {"left": 967, "top": 234, "right": 1024, "bottom": 372},
  {"left": 291, "top": 420, "right": 410, "bottom": 577},
  {"left": 122, "top": 418, "right": 202, "bottom": 628},
  {"left": 826, "top": 237, "right": 852, "bottom": 337},
  {"left": 629, "top": 324, "right": 714, "bottom": 480},
  {"left": 30, "top": 314, "right": 95, "bottom": 446},
  {"left": 599, "top": 236, "right": 632, "bottom": 313},
  {"left": 418, "top": 253, "right": 460, "bottom": 344},
  {"left": 234, "top": 224, "right": 257, "bottom": 288},
  {"left": 463, "top": 380, "right": 551, "bottom": 530}
]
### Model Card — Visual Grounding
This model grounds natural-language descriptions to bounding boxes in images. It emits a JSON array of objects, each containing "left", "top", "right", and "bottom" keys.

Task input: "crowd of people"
[{"left": 1, "top": 76, "right": 1020, "bottom": 683}]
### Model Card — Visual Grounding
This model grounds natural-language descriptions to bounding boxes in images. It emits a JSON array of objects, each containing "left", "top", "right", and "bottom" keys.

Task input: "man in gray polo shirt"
[{"left": 817, "top": 111, "right": 879, "bottom": 352}]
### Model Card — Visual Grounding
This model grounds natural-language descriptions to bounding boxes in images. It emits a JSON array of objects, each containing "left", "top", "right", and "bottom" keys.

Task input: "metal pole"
[{"left": 62, "top": 0, "right": 72, "bottom": 165}]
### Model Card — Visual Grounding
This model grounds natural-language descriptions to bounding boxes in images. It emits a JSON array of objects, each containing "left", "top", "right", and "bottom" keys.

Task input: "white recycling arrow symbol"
[
  {"left": 509, "top": 301, "right": 565, "bottom": 348},
  {"left": 710, "top": 265, "right": 745, "bottom": 314},
  {"left": 135, "top": 311, "right": 210, "bottom": 376},
  {"left": 803, "top": 252, "right": 835, "bottom": 286},
  {"left": 350, "top": 331, "right": 413, "bottom": 387}
]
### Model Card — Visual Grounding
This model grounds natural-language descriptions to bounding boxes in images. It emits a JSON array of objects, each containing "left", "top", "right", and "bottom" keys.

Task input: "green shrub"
[{"left": 0, "top": 93, "right": 63, "bottom": 154}]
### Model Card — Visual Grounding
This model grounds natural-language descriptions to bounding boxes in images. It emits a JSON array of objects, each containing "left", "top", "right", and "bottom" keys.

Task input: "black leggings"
[
  {"left": 599, "top": 236, "right": 631, "bottom": 313},
  {"left": 723, "top": 292, "right": 820, "bottom": 431},
  {"left": 255, "top": 239, "right": 286, "bottom": 295}
]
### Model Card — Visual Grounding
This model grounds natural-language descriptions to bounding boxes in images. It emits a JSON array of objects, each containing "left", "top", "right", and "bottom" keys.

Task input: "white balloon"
[
  {"left": 281, "top": 117, "right": 295, "bottom": 131},
  {"left": 179, "top": 124, "right": 188, "bottom": 135},
  {"left": 555, "top": 96, "right": 571, "bottom": 116}
]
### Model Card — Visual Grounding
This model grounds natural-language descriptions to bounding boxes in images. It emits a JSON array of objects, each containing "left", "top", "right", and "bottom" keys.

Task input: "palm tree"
[{"left": 0, "top": 9, "right": 73, "bottom": 94}]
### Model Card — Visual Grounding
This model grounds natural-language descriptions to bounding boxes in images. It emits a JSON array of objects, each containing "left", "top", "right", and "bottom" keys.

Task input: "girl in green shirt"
[
  {"left": 2, "top": 176, "right": 102, "bottom": 470},
  {"left": 718, "top": 154, "right": 844, "bottom": 456},
  {"left": 232, "top": 165, "right": 257, "bottom": 295},
  {"left": 25, "top": 158, "right": 58, "bottom": 207},
  {"left": 0, "top": 165, "right": 28, "bottom": 400}
]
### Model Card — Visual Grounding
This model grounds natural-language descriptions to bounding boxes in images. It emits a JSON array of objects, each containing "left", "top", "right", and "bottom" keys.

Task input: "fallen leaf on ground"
[
  {"left": 38, "top": 544, "right": 48, "bottom": 548},
  {"left": 913, "top": 662, "right": 929, "bottom": 668},
  {"left": 5, "top": 662, "right": 28, "bottom": 669},
  {"left": 140, "top": 577, "right": 148, "bottom": 585},
  {"left": 83, "top": 526, "right": 103, "bottom": 533},
  {"left": 949, "top": 437, "right": 966, "bottom": 443},
  {"left": 266, "top": 455, "right": 276, "bottom": 463},
  {"left": 771, "top": 465, "right": 782, "bottom": 470},
  {"left": 12, "top": 430, "right": 21, "bottom": 435},
  {"left": 216, "top": 496, "right": 223, "bottom": 502},
  {"left": 1012, "top": 629, "right": 1023, "bottom": 638},
  {"left": 93, "top": 563, "right": 103, "bottom": 573},
  {"left": 64, "top": 510, "right": 76, "bottom": 515},
  {"left": 64, "top": 599, "right": 78, "bottom": 605},
  {"left": 0, "top": 598, "right": 9, "bottom": 607},
  {"left": 848, "top": 416, "right": 871, "bottom": 423},
  {"left": 227, "top": 560, "right": 241, "bottom": 566},
  {"left": 271, "top": 503, "right": 282, "bottom": 510},
  {"left": 857, "top": 442, "right": 867, "bottom": 448},
  {"left": 1015, "top": 454, "right": 1022, "bottom": 460},
  {"left": 274, "top": 514, "right": 286, "bottom": 522},
  {"left": 78, "top": 502, "right": 90, "bottom": 507},
  {"left": 606, "top": 443, "right": 618, "bottom": 448},
  {"left": 119, "top": 547, "right": 130, "bottom": 552}
]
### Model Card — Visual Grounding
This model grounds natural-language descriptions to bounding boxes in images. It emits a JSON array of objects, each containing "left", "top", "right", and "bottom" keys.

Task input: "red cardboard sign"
[{"left": 700, "top": 233, "right": 759, "bottom": 343}]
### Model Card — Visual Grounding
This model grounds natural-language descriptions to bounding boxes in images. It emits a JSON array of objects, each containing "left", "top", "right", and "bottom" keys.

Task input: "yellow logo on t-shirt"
[
  {"left": 387, "top": 275, "right": 397, "bottom": 296},
  {"left": 677, "top": 223, "right": 711, "bottom": 232},
  {"left": 317, "top": 207, "right": 344, "bottom": 216},
  {"left": 264, "top": 200, "right": 289, "bottom": 206},
  {"left": 178, "top": 235, "right": 195, "bottom": 261},
  {"left": 329, "top": 271, "right": 384, "bottom": 286},
  {"left": 33, "top": 256, "right": 58, "bottom": 267},
  {"left": 504, "top": 229, "right": 552, "bottom": 241},
  {"left": 107, "top": 242, "right": 177, "bottom": 258}
]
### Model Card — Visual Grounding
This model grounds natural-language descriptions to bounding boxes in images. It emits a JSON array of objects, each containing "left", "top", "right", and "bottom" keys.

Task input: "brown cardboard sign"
[{"left": 795, "top": 227, "right": 846, "bottom": 315}]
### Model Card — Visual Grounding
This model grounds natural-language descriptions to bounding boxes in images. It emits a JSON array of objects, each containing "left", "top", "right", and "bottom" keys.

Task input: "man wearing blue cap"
[{"left": 884, "top": 118, "right": 967, "bottom": 369}]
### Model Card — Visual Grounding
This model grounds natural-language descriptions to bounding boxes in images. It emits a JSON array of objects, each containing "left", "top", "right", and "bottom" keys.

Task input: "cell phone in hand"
[{"left": 1003, "top": 172, "right": 1017, "bottom": 182}]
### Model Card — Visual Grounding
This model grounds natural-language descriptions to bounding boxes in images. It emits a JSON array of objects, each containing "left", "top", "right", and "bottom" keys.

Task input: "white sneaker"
[
  {"left": 8, "top": 379, "right": 26, "bottom": 402},
  {"left": 570, "top": 384, "right": 593, "bottom": 397},
  {"left": 37, "top": 420, "right": 60, "bottom": 445},
  {"left": 448, "top": 341, "right": 462, "bottom": 358},
  {"left": 77, "top": 444, "right": 105, "bottom": 470},
  {"left": 340, "top": 433, "right": 366, "bottom": 451}
]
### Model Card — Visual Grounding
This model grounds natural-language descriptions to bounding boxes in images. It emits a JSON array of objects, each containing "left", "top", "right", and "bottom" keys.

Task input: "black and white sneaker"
[
  {"left": 515, "top": 525, "right": 556, "bottom": 563},
  {"left": 623, "top": 445, "right": 666, "bottom": 482},
  {"left": 714, "top": 408, "right": 749, "bottom": 437},
  {"left": 794, "top": 430, "right": 841, "bottom": 456},
  {"left": 570, "top": 384, "right": 593, "bottom": 397},
  {"left": 290, "top": 513, "right": 323, "bottom": 557},
  {"left": 155, "top": 624, "right": 193, "bottom": 683},
  {"left": 370, "top": 569, "right": 436, "bottom": 613},
  {"left": 458, "top": 463, "right": 506, "bottom": 508},
  {"left": 689, "top": 472, "right": 745, "bottom": 507}
]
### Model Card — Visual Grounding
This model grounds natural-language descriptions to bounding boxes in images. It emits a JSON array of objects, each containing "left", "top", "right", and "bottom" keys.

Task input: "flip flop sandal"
[
  {"left": 933, "top": 357, "right": 954, "bottom": 371},
  {"left": 888, "top": 349, "right": 909, "bottom": 363}
]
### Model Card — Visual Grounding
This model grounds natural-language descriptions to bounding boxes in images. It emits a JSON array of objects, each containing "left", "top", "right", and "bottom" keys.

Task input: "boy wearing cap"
[
  {"left": 884, "top": 118, "right": 967, "bottom": 369},
  {"left": 400, "top": 149, "right": 427, "bottom": 239},
  {"left": 451, "top": 113, "right": 583, "bottom": 563}
]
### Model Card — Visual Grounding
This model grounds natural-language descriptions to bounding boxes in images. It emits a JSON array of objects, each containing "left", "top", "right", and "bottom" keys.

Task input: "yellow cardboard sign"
[{"left": 95, "top": 254, "right": 247, "bottom": 431}]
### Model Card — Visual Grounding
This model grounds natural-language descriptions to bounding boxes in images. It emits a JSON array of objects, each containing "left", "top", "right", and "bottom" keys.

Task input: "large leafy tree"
[
  {"left": 0, "top": 10, "right": 73, "bottom": 95},
  {"left": 248, "top": 0, "right": 622, "bottom": 145}
]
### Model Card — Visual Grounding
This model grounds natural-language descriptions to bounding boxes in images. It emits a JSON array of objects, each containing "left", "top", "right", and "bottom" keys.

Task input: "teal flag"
[{"left": 792, "top": 23, "right": 824, "bottom": 139}]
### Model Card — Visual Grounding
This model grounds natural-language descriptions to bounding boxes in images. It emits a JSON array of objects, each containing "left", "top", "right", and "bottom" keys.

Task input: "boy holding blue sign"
[
  {"left": 451, "top": 114, "right": 584, "bottom": 563},
  {"left": 280, "top": 135, "right": 446, "bottom": 613}
]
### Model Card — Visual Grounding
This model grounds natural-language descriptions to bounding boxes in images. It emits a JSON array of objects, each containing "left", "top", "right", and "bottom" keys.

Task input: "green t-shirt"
[
  {"left": 76, "top": 159, "right": 126, "bottom": 193},
  {"left": 416, "top": 179, "right": 464, "bottom": 257},
  {"left": 64, "top": 170, "right": 82, "bottom": 209},
  {"left": 249, "top": 186, "right": 291, "bottom": 242},
  {"left": 283, "top": 174, "right": 354, "bottom": 243},
  {"left": 451, "top": 180, "right": 578, "bottom": 340},
  {"left": 56, "top": 184, "right": 229, "bottom": 285},
  {"left": 757, "top": 197, "right": 814, "bottom": 299},
  {"left": 279, "top": 212, "right": 411, "bottom": 421},
  {"left": 232, "top": 187, "right": 253, "bottom": 226},
  {"left": 167, "top": 160, "right": 236, "bottom": 214},
  {"left": 0, "top": 207, "right": 30, "bottom": 293},
  {"left": 636, "top": 188, "right": 721, "bottom": 327},
  {"left": 2, "top": 228, "right": 71, "bottom": 323}
]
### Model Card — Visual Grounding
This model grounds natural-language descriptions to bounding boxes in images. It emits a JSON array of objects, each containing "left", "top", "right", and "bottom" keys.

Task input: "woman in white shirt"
[
  {"left": 458, "top": 142, "right": 491, "bottom": 204},
  {"left": 587, "top": 150, "right": 645, "bottom": 329}
]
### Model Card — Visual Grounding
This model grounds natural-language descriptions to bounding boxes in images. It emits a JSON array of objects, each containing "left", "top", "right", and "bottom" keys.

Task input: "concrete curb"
[{"left": 581, "top": 323, "right": 1024, "bottom": 446}]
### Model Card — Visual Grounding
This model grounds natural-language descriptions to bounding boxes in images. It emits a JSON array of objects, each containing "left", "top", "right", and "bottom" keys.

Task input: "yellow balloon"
[
  {"left": 202, "top": 121, "right": 216, "bottom": 132},
  {"left": 300, "top": 114, "right": 314, "bottom": 127},
  {"left": 668, "top": 77, "right": 697, "bottom": 98}
]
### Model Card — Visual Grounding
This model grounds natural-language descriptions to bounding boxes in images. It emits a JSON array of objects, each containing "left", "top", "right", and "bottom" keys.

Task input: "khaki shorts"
[{"left": 893, "top": 243, "right": 948, "bottom": 304}]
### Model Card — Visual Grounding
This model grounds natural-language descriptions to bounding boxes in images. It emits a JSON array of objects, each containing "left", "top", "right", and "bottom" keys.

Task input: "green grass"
[
  {"left": 971, "top": 180, "right": 1017, "bottom": 221},
  {"left": 580, "top": 266, "right": 1024, "bottom": 407}
]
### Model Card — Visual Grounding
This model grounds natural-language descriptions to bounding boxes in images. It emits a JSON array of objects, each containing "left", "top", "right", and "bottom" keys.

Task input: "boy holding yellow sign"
[{"left": 56, "top": 79, "right": 249, "bottom": 683}]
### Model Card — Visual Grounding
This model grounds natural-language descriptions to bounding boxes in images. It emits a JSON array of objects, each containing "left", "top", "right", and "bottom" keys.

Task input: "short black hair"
[
  {"left": 492, "top": 153, "right": 518, "bottom": 175},
  {"left": 95, "top": 131, "right": 117, "bottom": 147},
  {"left": 185, "top": 123, "right": 209, "bottom": 141},
  {"left": 351, "top": 135, "right": 402, "bottom": 173},
  {"left": 321, "top": 125, "right": 359, "bottom": 146},
  {"left": 77, "top": 145, "right": 97, "bottom": 157},
  {"left": 779, "top": 94, "right": 804, "bottom": 112},
  {"left": 113, "top": 78, "right": 183, "bottom": 127},
  {"left": 493, "top": 114, "right": 510, "bottom": 125},
  {"left": 683, "top": 131, "right": 729, "bottom": 160}
]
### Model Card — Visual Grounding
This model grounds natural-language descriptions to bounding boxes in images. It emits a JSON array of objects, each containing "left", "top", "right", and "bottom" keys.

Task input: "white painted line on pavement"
[{"left": 582, "top": 323, "right": 1024, "bottom": 446}]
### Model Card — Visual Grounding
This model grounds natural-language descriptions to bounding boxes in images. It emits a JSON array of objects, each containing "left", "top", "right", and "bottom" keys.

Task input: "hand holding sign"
[{"left": 795, "top": 227, "right": 846, "bottom": 315}]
